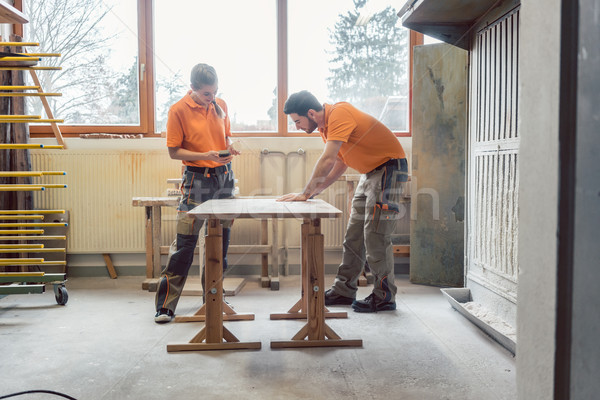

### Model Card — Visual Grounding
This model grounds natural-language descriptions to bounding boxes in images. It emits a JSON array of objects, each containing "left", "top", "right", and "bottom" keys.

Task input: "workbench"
[
  {"left": 166, "top": 197, "right": 362, "bottom": 352},
  {"left": 132, "top": 196, "right": 280, "bottom": 291}
]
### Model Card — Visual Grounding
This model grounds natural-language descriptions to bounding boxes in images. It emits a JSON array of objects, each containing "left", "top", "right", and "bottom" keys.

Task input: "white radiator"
[
  {"left": 30, "top": 149, "right": 181, "bottom": 253},
  {"left": 30, "top": 148, "right": 410, "bottom": 253}
]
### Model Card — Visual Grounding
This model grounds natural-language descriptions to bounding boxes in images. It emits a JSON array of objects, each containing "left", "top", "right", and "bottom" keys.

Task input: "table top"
[{"left": 188, "top": 198, "right": 342, "bottom": 220}]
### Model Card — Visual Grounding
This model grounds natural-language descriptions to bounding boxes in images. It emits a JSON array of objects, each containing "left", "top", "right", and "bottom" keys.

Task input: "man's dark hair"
[{"left": 283, "top": 90, "right": 323, "bottom": 116}]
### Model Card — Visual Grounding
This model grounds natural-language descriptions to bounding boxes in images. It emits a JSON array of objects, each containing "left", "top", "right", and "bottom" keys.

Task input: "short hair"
[{"left": 283, "top": 90, "right": 323, "bottom": 116}]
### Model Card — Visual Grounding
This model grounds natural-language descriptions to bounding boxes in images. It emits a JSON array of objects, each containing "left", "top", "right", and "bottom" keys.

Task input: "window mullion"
[
  {"left": 277, "top": 0, "right": 288, "bottom": 136},
  {"left": 139, "top": 0, "right": 156, "bottom": 135}
]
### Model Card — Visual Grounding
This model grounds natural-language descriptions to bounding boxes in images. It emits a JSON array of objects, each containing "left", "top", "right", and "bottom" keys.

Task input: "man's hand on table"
[{"left": 277, "top": 193, "right": 310, "bottom": 202}]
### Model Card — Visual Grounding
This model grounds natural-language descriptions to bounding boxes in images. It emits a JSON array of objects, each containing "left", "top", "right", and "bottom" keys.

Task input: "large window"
[
  {"left": 23, "top": 0, "right": 143, "bottom": 134},
  {"left": 20, "top": 0, "right": 417, "bottom": 137},
  {"left": 288, "top": 0, "right": 410, "bottom": 132},
  {"left": 153, "top": 0, "right": 277, "bottom": 133}
]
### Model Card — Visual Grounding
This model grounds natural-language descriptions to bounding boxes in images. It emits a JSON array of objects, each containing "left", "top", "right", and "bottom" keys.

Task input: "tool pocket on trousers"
[{"left": 373, "top": 202, "right": 399, "bottom": 235}]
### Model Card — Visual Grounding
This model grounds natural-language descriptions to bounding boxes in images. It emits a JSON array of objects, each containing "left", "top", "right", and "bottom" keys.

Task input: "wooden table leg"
[
  {"left": 260, "top": 219, "right": 271, "bottom": 288},
  {"left": 271, "top": 219, "right": 362, "bottom": 349},
  {"left": 142, "top": 206, "right": 157, "bottom": 291},
  {"left": 151, "top": 205, "right": 162, "bottom": 279},
  {"left": 271, "top": 219, "right": 346, "bottom": 320},
  {"left": 168, "top": 219, "right": 261, "bottom": 352},
  {"left": 270, "top": 218, "right": 279, "bottom": 290}
]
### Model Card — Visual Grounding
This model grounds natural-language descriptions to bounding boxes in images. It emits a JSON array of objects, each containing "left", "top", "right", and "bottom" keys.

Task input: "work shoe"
[
  {"left": 324, "top": 289, "right": 355, "bottom": 306},
  {"left": 154, "top": 308, "right": 174, "bottom": 323},
  {"left": 352, "top": 293, "right": 396, "bottom": 313}
]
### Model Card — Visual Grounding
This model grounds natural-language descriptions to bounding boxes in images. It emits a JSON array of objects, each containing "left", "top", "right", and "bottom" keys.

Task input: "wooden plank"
[
  {"left": 132, "top": 196, "right": 179, "bottom": 207},
  {"left": 102, "top": 253, "right": 118, "bottom": 279},
  {"left": 167, "top": 341, "right": 261, "bottom": 352},
  {"left": 270, "top": 311, "right": 348, "bottom": 320},
  {"left": 270, "top": 339, "right": 362, "bottom": 349},
  {"left": 28, "top": 68, "right": 66, "bottom": 148},
  {"left": 159, "top": 244, "right": 272, "bottom": 255},
  {"left": 174, "top": 311, "right": 255, "bottom": 323},
  {"left": 393, "top": 245, "right": 411, "bottom": 257},
  {"left": 142, "top": 278, "right": 158, "bottom": 291},
  {"left": 188, "top": 198, "right": 342, "bottom": 220}
]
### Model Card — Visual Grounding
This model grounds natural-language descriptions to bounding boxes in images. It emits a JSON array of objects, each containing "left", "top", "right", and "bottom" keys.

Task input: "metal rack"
[{"left": 0, "top": 3, "right": 68, "bottom": 304}]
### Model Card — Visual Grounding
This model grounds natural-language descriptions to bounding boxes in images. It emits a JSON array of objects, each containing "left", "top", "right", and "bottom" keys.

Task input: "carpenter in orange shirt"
[
  {"left": 279, "top": 90, "right": 408, "bottom": 313},
  {"left": 155, "top": 63, "right": 240, "bottom": 323}
]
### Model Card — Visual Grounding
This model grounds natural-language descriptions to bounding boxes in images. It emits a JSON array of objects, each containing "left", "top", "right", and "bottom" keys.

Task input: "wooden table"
[
  {"left": 131, "top": 197, "right": 180, "bottom": 289},
  {"left": 167, "top": 197, "right": 362, "bottom": 352},
  {"left": 132, "top": 196, "right": 279, "bottom": 291}
]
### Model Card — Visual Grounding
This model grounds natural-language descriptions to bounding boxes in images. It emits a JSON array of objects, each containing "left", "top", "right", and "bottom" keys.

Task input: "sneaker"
[
  {"left": 154, "top": 308, "right": 174, "bottom": 323},
  {"left": 324, "top": 289, "right": 355, "bottom": 306},
  {"left": 352, "top": 293, "right": 396, "bottom": 313}
]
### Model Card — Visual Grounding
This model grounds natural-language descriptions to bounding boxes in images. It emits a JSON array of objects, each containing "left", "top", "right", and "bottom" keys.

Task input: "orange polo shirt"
[
  {"left": 166, "top": 93, "right": 232, "bottom": 168},
  {"left": 319, "top": 103, "right": 405, "bottom": 173}
]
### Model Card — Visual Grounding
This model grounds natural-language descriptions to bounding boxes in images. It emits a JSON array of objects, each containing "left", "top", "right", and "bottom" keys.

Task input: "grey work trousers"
[
  {"left": 155, "top": 164, "right": 234, "bottom": 313},
  {"left": 332, "top": 158, "right": 408, "bottom": 302}
]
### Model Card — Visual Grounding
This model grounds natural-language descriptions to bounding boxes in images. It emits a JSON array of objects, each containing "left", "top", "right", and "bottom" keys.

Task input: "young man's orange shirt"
[{"left": 319, "top": 102, "right": 406, "bottom": 173}]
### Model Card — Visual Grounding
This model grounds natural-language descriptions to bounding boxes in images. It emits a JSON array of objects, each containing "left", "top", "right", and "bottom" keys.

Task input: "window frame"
[{"left": 16, "top": 0, "right": 421, "bottom": 138}]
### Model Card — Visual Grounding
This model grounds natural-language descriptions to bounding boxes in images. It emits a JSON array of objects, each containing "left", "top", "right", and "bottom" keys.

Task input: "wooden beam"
[
  {"left": 103, "top": 253, "right": 118, "bottom": 279},
  {"left": 28, "top": 68, "right": 66, "bottom": 148}
]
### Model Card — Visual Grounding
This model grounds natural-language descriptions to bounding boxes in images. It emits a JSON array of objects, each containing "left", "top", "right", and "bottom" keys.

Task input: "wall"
[
  {"left": 570, "top": 0, "right": 600, "bottom": 397},
  {"left": 31, "top": 136, "right": 412, "bottom": 275},
  {"left": 410, "top": 43, "right": 467, "bottom": 287},
  {"left": 516, "top": 0, "right": 561, "bottom": 398}
]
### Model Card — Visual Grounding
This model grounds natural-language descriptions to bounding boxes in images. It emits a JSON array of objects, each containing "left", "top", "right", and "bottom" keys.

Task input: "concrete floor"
[{"left": 1, "top": 275, "right": 516, "bottom": 400}]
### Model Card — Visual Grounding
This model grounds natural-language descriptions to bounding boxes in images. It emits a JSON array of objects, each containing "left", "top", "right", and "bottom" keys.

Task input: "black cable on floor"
[{"left": 0, "top": 390, "right": 77, "bottom": 400}]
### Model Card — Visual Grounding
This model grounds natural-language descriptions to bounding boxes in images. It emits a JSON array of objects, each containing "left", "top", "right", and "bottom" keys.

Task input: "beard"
[{"left": 306, "top": 118, "right": 318, "bottom": 133}]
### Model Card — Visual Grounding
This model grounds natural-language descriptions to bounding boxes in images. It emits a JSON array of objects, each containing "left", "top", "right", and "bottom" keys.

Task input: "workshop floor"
[{"left": 0, "top": 275, "right": 516, "bottom": 400}]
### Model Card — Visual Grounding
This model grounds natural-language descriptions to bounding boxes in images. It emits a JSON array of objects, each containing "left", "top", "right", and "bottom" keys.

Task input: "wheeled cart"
[{"left": 0, "top": 272, "right": 68, "bottom": 305}]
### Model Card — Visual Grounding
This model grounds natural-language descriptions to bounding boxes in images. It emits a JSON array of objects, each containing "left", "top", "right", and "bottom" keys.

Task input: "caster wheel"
[{"left": 55, "top": 286, "right": 68, "bottom": 305}]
